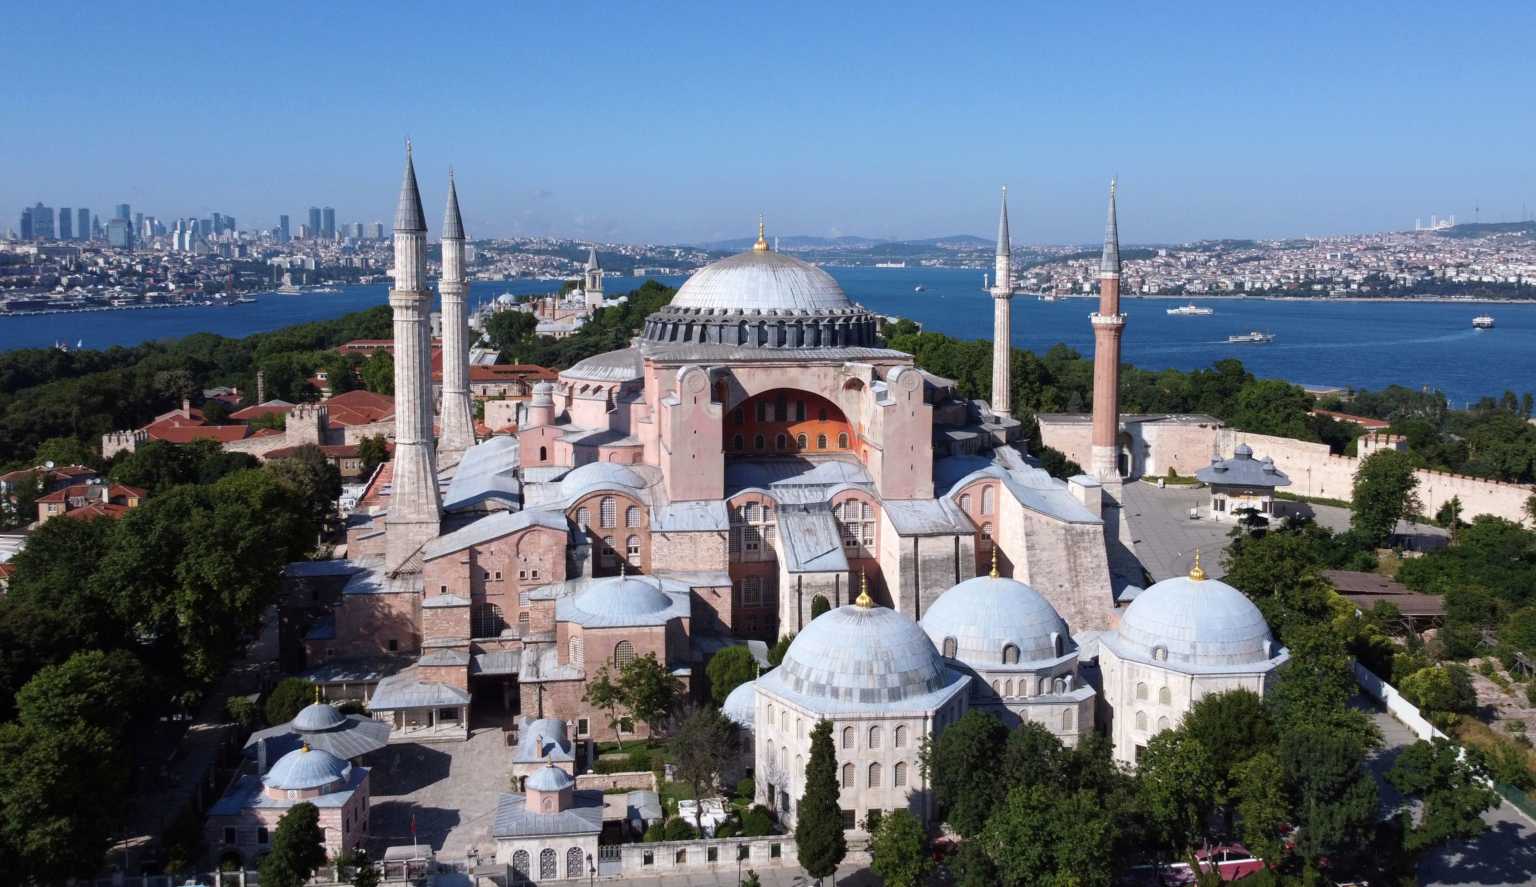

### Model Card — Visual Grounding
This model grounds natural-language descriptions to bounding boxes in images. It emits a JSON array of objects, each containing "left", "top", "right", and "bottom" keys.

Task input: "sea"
[{"left": 2, "top": 266, "right": 1530, "bottom": 407}]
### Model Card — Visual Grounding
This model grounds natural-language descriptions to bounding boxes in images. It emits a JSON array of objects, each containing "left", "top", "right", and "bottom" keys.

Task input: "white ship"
[
  {"left": 1473, "top": 314, "right": 1495, "bottom": 329},
  {"left": 1226, "top": 331, "right": 1275, "bottom": 344},
  {"left": 1167, "top": 304, "right": 1214, "bottom": 316},
  {"left": 873, "top": 261, "right": 907, "bottom": 268}
]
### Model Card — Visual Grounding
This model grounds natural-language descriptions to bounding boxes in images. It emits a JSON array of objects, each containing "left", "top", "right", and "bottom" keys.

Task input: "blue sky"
[{"left": 3, "top": 1, "right": 1532, "bottom": 244}]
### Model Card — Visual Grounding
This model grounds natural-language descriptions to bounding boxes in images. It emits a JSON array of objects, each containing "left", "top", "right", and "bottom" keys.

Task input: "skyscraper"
[
  {"left": 989, "top": 187, "right": 1013, "bottom": 417},
  {"left": 134, "top": 213, "right": 144, "bottom": 238},
  {"left": 19, "top": 208, "right": 32, "bottom": 240},
  {"left": 322, "top": 207, "right": 336, "bottom": 239},
  {"left": 76, "top": 208, "right": 89, "bottom": 241},
  {"left": 115, "top": 204, "right": 131, "bottom": 222},
  {"left": 369, "top": 222, "right": 384, "bottom": 240},
  {"left": 106, "top": 218, "right": 133, "bottom": 248},
  {"left": 278, "top": 214, "right": 291, "bottom": 243},
  {"left": 28, "top": 204, "right": 55, "bottom": 240},
  {"left": 307, "top": 207, "right": 322, "bottom": 239},
  {"left": 59, "top": 208, "right": 73, "bottom": 240},
  {"left": 1089, "top": 179, "right": 1126, "bottom": 482}
]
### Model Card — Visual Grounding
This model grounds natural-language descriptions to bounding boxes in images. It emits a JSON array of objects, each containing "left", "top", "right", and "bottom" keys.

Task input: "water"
[{"left": 2, "top": 266, "right": 1528, "bottom": 406}]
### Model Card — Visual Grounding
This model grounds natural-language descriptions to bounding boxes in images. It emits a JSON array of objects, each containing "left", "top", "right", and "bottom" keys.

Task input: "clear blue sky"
[{"left": 3, "top": 1, "right": 1532, "bottom": 245}]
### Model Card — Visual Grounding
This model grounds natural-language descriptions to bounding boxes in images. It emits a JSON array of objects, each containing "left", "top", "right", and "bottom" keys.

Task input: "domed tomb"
[
  {"left": 920, "top": 572, "right": 1072, "bottom": 665},
  {"left": 1110, "top": 557, "right": 1278, "bottom": 667}
]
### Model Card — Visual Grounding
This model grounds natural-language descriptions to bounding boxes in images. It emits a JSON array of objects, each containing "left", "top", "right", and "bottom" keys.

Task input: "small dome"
[
  {"left": 526, "top": 764, "right": 574, "bottom": 792},
  {"left": 921, "top": 574, "right": 1070, "bottom": 664},
  {"left": 1113, "top": 573, "right": 1276, "bottom": 667},
  {"left": 670, "top": 248, "right": 854, "bottom": 313},
  {"left": 569, "top": 575, "right": 672, "bottom": 619},
  {"left": 265, "top": 745, "right": 350, "bottom": 791},
  {"left": 721, "top": 680, "right": 757, "bottom": 729},
  {"left": 1234, "top": 442, "right": 1254, "bottom": 458},
  {"left": 771, "top": 604, "right": 952, "bottom": 706},
  {"left": 497, "top": 293, "right": 516, "bottom": 305},
  {"left": 292, "top": 701, "right": 348, "bottom": 733}
]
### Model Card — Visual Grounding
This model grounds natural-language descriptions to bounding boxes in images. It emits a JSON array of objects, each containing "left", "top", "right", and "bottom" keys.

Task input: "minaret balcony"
[{"left": 1089, "top": 312, "right": 1126, "bottom": 327}]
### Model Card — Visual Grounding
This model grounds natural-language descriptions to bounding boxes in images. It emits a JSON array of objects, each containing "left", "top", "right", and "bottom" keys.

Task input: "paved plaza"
[{"left": 365, "top": 722, "right": 512, "bottom": 861}]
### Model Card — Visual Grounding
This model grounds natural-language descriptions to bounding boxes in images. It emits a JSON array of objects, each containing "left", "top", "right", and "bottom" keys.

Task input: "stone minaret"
[
  {"left": 437, "top": 173, "right": 476, "bottom": 463},
  {"left": 385, "top": 143, "right": 442, "bottom": 572},
  {"left": 1090, "top": 179, "right": 1126, "bottom": 480},
  {"left": 990, "top": 187, "right": 1014, "bottom": 417}
]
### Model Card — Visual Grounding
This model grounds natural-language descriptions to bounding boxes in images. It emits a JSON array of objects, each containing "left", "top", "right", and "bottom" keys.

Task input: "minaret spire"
[
  {"left": 1089, "top": 177, "right": 1127, "bottom": 482},
  {"left": 989, "top": 187, "right": 1015, "bottom": 418},
  {"left": 1100, "top": 177, "right": 1119, "bottom": 275},
  {"left": 437, "top": 170, "right": 475, "bottom": 463}
]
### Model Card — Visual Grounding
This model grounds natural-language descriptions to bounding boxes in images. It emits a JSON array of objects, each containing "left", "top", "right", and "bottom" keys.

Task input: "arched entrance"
[{"left": 724, "top": 388, "right": 855, "bottom": 456}]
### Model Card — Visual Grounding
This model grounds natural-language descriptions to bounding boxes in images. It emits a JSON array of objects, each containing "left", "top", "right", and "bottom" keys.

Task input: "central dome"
[
  {"left": 671, "top": 249, "right": 855, "bottom": 313},
  {"left": 767, "top": 604, "right": 957, "bottom": 706}
]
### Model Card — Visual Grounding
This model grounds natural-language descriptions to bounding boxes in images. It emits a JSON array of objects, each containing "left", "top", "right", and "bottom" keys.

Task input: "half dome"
[
  {"left": 1112, "top": 573, "right": 1276, "bottom": 667},
  {"left": 920, "top": 574, "right": 1070, "bottom": 664}
]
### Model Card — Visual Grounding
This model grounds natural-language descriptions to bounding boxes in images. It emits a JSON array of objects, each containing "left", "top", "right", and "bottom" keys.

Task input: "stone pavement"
[
  {"left": 614, "top": 863, "right": 876, "bottom": 886},
  {"left": 365, "top": 722, "right": 512, "bottom": 860},
  {"left": 1119, "top": 481, "right": 1231, "bottom": 582}
]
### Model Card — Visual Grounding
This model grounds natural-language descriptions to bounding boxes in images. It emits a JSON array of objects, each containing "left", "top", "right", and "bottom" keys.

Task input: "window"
[
  {"left": 626, "top": 535, "right": 641, "bottom": 564},
  {"left": 869, "top": 725, "right": 881, "bottom": 749},
  {"left": 770, "top": 844, "right": 782, "bottom": 859},
  {"left": 600, "top": 496, "right": 616, "bottom": 528},
  {"left": 1152, "top": 645, "right": 1168, "bottom": 662},
  {"left": 982, "top": 485, "right": 995, "bottom": 515},
  {"left": 576, "top": 507, "right": 590, "bottom": 529},
  {"left": 707, "top": 846, "right": 719, "bottom": 862},
  {"left": 530, "top": 569, "right": 541, "bottom": 580},
  {"left": 942, "top": 637, "right": 958, "bottom": 658},
  {"left": 626, "top": 506, "right": 641, "bottom": 528},
  {"left": 776, "top": 433, "right": 787, "bottom": 450},
  {"left": 795, "top": 400, "right": 806, "bottom": 421},
  {"left": 1135, "top": 681, "right": 1148, "bottom": 701},
  {"left": 745, "top": 502, "right": 760, "bottom": 522},
  {"left": 439, "top": 584, "right": 448, "bottom": 595},
  {"left": 567, "top": 847, "right": 584, "bottom": 878},
  {"left": 816, "top": 434, "right": 828, "bottom": 450},
  {"left": 842, "top": 763, "right": 854, "bottom": 787},
  {"left": 842, "top": 725, "right": 855, "bottom": 749},
  {"left": 733, "top": 433, "right": 744, "bottom": 450},
  {"left": 675, "top": 849, "right": 687, "bottom": 864},
  {"left": 1002, "top": 644, "right": 1019, "bottom": 664},
  {"left": 754, "top": 433, "right": 766, "bottom": 450},
  {"left": 1053, "top": 676, "right": 1068, "bottom": 694},
  {"left": 894, "top": 761, "right": 907, "bottom": 786},
  {"left": 1158, "top": 686, "right": 1171, "bottom": 705},
  {"left": 577, "top": 717, "right": 589, "bottom": 736},
  {"left": 1062, "top": 708, "right": 1074, "bottom": 730},
  {"left": 513, "top": 850, "right": 530, "bottom": 876},
  {"left": 1052, "top": 634, "right": 1064, "bottom": 657},
  {"left": 613, "top": 640, "right": 636, "bottom": 668},
  {"left": 894, "top": 725, "right": 907, "bottom": 747},
  {"left": 1158, "top": 715, "right": 1171, "bottom": 731},
  {"left": 538, "top": 445, "right": 547, "bottom": 461},
  {"left": 1004, "top": 679, "right": 1013, "bottom": 697},
  {"left": 493, "top": 570, "right": 502, "bottom": 581},
  {"left": 387, "top": 639, "right": 398, "bottom": 652},
  {"left": 223, "top": 827, "right": 236, "bottom": 845},
  {"left": 741, "top": 575, "right": 764, "bottom": 607},
  {"left": 518, "top": 611, "right": 530, "bottom": 633},
  {"left": 601, "top": 535, "right": 617, "bottom": 567},
  {"left": 867, "top": 762, "right": 881, "bottom": 788},
  {"left": 756, "top": 400, "right": 767, "bottom": 421},
  {"left": 1135, "top": 711, "right": 1147, "bottom": 731},
  {"left": 569, "top": 635, "right": 584, "bottom": 664},
  {"left": 472, "top": 603, "right": 504, "bottom": 638},
  {"left": 539, "top": 849, "right": 557, "bottom": 878},
  {"left": 818, "top": 407, "right": 828, "bottom": 421},
  {"left": 642, "top": 851, "right": 654, "bottom": 866},
  {"left": 959, "top": 493, "right": 971, "bottom": 512},
  {"left": 797, "top": 433, "right": 808, "bottom": 448},
  {"left": 841, "top": 809, "right": 855, "bottom": 829}
]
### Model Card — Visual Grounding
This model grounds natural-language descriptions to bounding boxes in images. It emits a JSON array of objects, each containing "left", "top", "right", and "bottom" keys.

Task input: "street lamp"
[{"left": 587, "top": 851, "right": 596, "bottom": 887}]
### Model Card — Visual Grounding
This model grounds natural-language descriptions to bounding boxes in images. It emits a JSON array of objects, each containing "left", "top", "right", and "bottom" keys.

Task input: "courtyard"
[{"left": 365, "top": 722, "right": 512, "bottom": 862}]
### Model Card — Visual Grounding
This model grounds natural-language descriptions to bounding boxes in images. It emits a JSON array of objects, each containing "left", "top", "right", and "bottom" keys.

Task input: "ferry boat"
[
  {"left": 233, "top": 296, "right": 257, "bottom": 304},
  {"left": 1167, "top": 304, "right": 1214, "bottom": 316},
  {"left": 1226, "top": 331, "right": 1275, "bottom": 344},
  {"left": 913, "top": 285, "right": 926, "bottom": 293},
  {"left": 874, "top": 261, "right": 907, "bottom": 269},
  {"left": 1473, "top": 314, "right": 1495, "bottom": 329}
]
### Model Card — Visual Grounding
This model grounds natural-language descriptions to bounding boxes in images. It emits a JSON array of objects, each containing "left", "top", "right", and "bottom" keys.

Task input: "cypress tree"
[{"left": 795, "top": 719, "right": 847, "bottom": 880}]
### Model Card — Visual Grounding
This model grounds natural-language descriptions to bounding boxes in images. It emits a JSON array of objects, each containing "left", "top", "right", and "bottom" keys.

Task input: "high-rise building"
[
  {"left": 106, "top": 218, "right": 133, "bottom": 248},
  {"left": 115, "top": 204, "right": 131, "bottom": 222},
  {"left": 322, "top": 207, "right": 336, "bottom": 239},
  {"left": 134, "top": 213, "right": 144, "bottom": 238},
  {"left": 212, "top": 212, "right": 224, "bottom": 233},
  {"left": 278, "top": 214, "right": 291, "bottom": 242},
  {"left": 225, "top": 215, "right": 236, "bottom": 234},
  {"left": 19, "top": 208, "right": 33, "bottom": 240},
  {"left": 59, "top": 208, "right": 73, "bottom": 240},
  {"left": 298, "top": 224, "right": 312, "bottom": 240},
  {"left": 369, "top": 222, "right": 384, "bottom": 240},
  {"left": 307, "top": 207, "right": 322, "bottom": 238},
  {"left": 76, "top": 208, "right": 89, "bottom": 241},
  {"left": 27, "top": 203, "right": 55, "bottom": 240}
]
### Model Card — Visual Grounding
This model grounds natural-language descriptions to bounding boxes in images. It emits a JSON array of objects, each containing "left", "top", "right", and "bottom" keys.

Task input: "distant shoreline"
[{"left": 1045, "top": 293, "right": 1536, "bottom": 306}]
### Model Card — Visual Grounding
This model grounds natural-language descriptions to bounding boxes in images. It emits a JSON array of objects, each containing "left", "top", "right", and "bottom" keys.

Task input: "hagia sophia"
[{"left": 217, "top": 147, "right": 1291, "bottom": 863}]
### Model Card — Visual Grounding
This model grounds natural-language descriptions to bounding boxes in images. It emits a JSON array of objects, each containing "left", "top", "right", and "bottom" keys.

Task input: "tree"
[
  {"left": 1278, "top": 722, "right": 1379, "bottom": 872},
  {"left": 584, "top": 665, "right": 627, "bottom": 750},
  {"left": 484, "top": 309, "right": 539, "bottom": 357},
  {"left": 1351, "top": 449, "right": 1422, "bottom": 546},
  {"left": 350, "top": 848, "right": 381, "bottom": 887},
  {"left": 32, "top": 436, "right": 97, "bottom": 469},
  {"left": 357, "top": 434, "right": 390, "bottom": 478},
  {"left": 666, "top": 704, "right": 741, "bottom": 828},
  {"left": 617, "top": 652, "right": 683, "bottom": 736},
  {"left": 921, "top": 709, "right": 1009, "bottom": 837},
  {"left": 740, "top": 869, "right": 762, "bottom": 887},
  {"left": 359, "top": 350, "right": 394, "bottom": 395},
  {"left": 999, "top": 721, "right": 1068, "bottom": 792},
  {"left": 1398, "top": 665, "right": 1477, "bottom": 725},
  {"left": 767, "top": 633, "right": 794, "bottom": 667},
  {"left": 795, "top": 720, "right": 846, "bottom": 880},
  {"left": 0, "top": 469, "right": 42, "bottom": 530},
  {"left": 1135, "top": 732, "right": 1217, "bottom": 861},
  {"left": 1231, "top": 751, "right": 1288, "bottom": 865},
  {"left": 809, "top": 595, "right": 831, "bottom": 619},
  {"left": 1387, "top": 738, "right": 1499, "bottom": 852},
  {"left": 265, "top": 678, "right": 315, "bottom": 727},
  {"left": 1179, "top": 690, "right": 1275, "bottom": 788},
  {"left": 869, "top": 808, "right": 932, "bottom": 887},
  {"left": 947, "top": 838, "right": 999, "bottom": 887},
  {"left": 259, "top": 802, "right": 327, "bottom": 887},
  {"left": 266, "top": 445, "right": 342, "bottom": 531},
  {"left": 15, "top": 649, "right": 148, "bottom": 735},
  {"left": 706, "top": 645, "right": 757, "bottom": 705},
  {"left": 981, "top": 783, "right": 1118, "bottom": 886}
]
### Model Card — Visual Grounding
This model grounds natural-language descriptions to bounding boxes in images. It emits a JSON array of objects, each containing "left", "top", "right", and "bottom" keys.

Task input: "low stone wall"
[
  {"left": 620, "top": 835, "right": 799, "bottom": 875},
  {"left": 1352, "top": 661, "right": 1447, "bottom": 743},
  {"left": 576, "top": 771, "right": 657, "bottom": 792}
]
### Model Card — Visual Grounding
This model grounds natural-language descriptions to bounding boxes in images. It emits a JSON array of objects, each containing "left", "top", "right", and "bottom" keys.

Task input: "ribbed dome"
[
  {"left": 1113, "top": 574, "right": 1276, "bottom": 667},
  {"left": 772, "top": 605, "right": 950, "bottom": 705},
  {"left": 570, "top": 575, "right": 672, "bottom": 618},
  {"left": 265, "top": 745, "right": 350, "bottom": 791},
  {"left": 292, "top": 701, "right": 348, "bottom": 733},
  {"left": 721, "top": 680, "right": 757, "bottom": 729},
  {"left": 920, "top": 574, "right": 1070, "bottom": 664},
  {"left": 671, "top": 249, "right": 853, "bottom": 313},
  {"left": 526, "top": 764, "right": 574, "bottom": 792}
]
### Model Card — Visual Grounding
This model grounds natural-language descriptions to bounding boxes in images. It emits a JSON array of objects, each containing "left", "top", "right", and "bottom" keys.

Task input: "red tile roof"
[
  {"left": 230, "top": 400, "right": 296, "bottom": 421},
  {"left": 323, "top": 389, "right": 395, "bottom": 426},
  {"left": 147, "top": 425, "right": 253, "bottom": 444},
  {"left": 61, "top": 503, "right": 131, "bottom": 521}
]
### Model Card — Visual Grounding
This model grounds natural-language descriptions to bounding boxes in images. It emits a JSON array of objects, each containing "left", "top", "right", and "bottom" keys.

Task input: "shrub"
[
  {"left": 643, "top": 822, "right": 664, "bottom": 843},
  {"left": 735, "top": 777, "right": 755, "bottom": 801},
  {"left": 627, "top": 747, "right": 658, "bottom": 772},
  {"left": 263, "top": 677, "right": 314, "bottom": 727},
  {"left": 226, "top": 695, "right": 260, "bottom": 730},
  {"left": 663, "top": 817, "right": 698, "bottom": 841},
  {"left": 592, "top": 757, "right": 637, "bottom": 775},
  {"left": 714, "top": 820, "right": 739, "bottom": 839},
  {"left": 741, "top": 805, "right": 776, "bottom": 837},
  {"left": 1527, "top": 682, "right": 1536, "bottom": 708}
]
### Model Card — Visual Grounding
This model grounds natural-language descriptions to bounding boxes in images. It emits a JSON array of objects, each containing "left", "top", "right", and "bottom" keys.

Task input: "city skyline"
[{"left": 3, "top": 3, "right": 1534, "bottom": 244}]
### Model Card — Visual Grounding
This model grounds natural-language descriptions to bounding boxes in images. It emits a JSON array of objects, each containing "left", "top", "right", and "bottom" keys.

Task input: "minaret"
[
  {"left": 385, "top": 143, "right": 442, "bottom": 572},
  {"left": 437, "top": 172, "right": 476, "bottom": 463},
  {"left": 1090, "top": 178, "right": 1126, "bottom": 481},
  {"left": 989, "top": 187, "right": 1014, "bottom": 417}
]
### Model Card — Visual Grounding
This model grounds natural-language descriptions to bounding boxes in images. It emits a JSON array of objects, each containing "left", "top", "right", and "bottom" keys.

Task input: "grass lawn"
[
  {"left": 594, "top": 738, "right": 661, "bottom": 756},
  {"left": 658, "top": 779, "right": 697, "bottom": 816}
]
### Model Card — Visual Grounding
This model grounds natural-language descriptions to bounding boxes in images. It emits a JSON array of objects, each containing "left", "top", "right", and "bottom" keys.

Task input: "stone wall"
[
  {"left": 619, "top": 836, "right": 807, "bottom": 875},
  {"left": 574, "top": 771, "right": 657, "bottom": 792}
]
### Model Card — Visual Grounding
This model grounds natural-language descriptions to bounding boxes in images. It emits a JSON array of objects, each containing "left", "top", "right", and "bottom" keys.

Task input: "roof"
[
  {"left": 442, "top": 435, "right": 522, "bottom": 512},
  {"left": 564, "top": 347, "right": 645, "bottom": 383},
  {"left": 723, "top": 456, "right": 875, "bottom": 499},
  {"left": 1311, "top": 409, "right": 1390, "bottom": 430},
  {"left": 422, "top": 509, "right": 567, "bottom": 561},
  {"left": 934, "top": 456, "right": 1101, "bottom": 525},
  {"left": 264, "top": 745, "right": 351, "bottom": 790},
  {"left": 777, "top": 505, "right": 849, "bottom": 573},
  {"left": 1195, "top": 443, "right": 1291, "bottom": 489},
  {"left": 147, "top": 424, "right": 252, "bottom": 444},
  {"left": 652, "top": 500, "right": 730, "bottom": 532},
  {"left": 292, "top": 701, "right": 347, "bottom": 732},
  {"left": 244, "top": 714, "right": 392, "bottom": 763},
  {"left": 442, "top": 174, "right": 464, "bottom": 240},
  {"left": 995, "top": 187, "right": 1010, "bottom": 257},
  {"left": 493, "top": 791, "right": 604, "bottom": 838},
  {"left": 669, "top": 247, "right": 856, "bottom": 313},
  {"left": 515, "top": 718, "right": 573, "bottom": 764},
  {"left": 469, "top": 364, "right": 557, "bottom": 383},
  {"left": 920, "top": 574, "right": 1073, "bottom": 665},
  {"left": 230, "top": 400, "right": 295, "bottom": 421},
  {"left": 556, "top": 575, "right": 690, "bottom": 628},
  {"left": 323, "top": 389, "right": 394, "bottom": 426},
  {"left": 526, "top": 763, "right": 575, "bottom": 791},
  {"left": 556, "top": 461, "right": 648, "bottom": 503},
  {"left": 1100, "top": 179, "right": 1119, "bottom": 274},
  {"left": 882, "top": 498, "right": 973, "bottom": 537},
  {"left": 394, "top": 146, "right": 426, "bottom": 232},
  {"left": 1106, "top": 571, "right": 1287, "bottom": 671},
  {"left": 209, "top": 768, "right": 366, "bottom": 816},
  {"left": 722, "top": 680, "right": 757, "bottom": 729},
  {"left": 472, "top": 650, "right": 522, "bottom": 676},
  {"left": 367, "top": 670, "right": 472, "bottom": 711},
  {"left": 1323, "top": 569, "right": 1446, "bottom": 618}
]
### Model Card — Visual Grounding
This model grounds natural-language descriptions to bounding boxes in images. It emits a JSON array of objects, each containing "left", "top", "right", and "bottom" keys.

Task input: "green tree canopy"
[
  {"left": 583, "top": 664, "right": 627, "bottom": 749},
  {"left": 1135, "top": 731, "right": 1218, "bottom": 859},
  {"left": 705, "top": 645, "right": 757, "bottom": 705},
  {"left": 265, "top": 678, "right": 316, "bottom": 727},
  {"left": 666, "top": 704, "right": 741, "bottom": 827},
  {"left": 617, "top": 652, "right": 683, "bottom": 736},
  {"left": 360, "top": 350, "right": 394, "bottom": 395},
  {"left": 1351, "top": 448, "right": 1423, "bottom": 546},
  {"left": 869, "top": 808, "right": 933, "bottom": 887},
  {"left": 259, "top": 802, "right": 327, "bottom": 887},
  {"left": 1388, "top": 737, "right": 1500, "bottom": 852},
  {"left": 921, "top": 709, "right": 1009, "bottom": 837}
]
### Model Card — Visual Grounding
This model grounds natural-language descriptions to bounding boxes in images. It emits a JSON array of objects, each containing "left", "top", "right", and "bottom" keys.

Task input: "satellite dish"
[{"left": 43, "top": 460, "right": 55, "bottom": 470}]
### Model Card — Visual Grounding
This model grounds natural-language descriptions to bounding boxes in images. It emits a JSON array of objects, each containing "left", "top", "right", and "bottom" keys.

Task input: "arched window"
[
  {"left": 796, "top": 433, "right": 808, "bottom": 449},
  {"left": 959, "top": 493, "right": 972, "bottom": 512},
  {"left": 626, "top": 535, "right": 641, "bottom": 565},
  {"left": 776, "top": 433, "right": 787, "bottom": 450},
  {"left": 867, "top": 762, "right": 882, "bottom": 788},
  {"left": 1158, "top": 686, "right": 1171, "bottom": 705},
  {"left": 841, "top": 763, "right": 854, "bottom": 788},
  {"left": 1004, "top": 679, "right": 1013, "bottom": 697},
  {"left": 1152, "top": 645, "right": 1169, "bottom": 662},
  {"left": 842, "top": 726, "right": 855, "bottom": 749},
  {"left": 542, "top": 797, "right": 554, "bottom": 812},
  {"left": 472, "top": 603, "right": 504, "bottom": 638},
  {"left": 567, "top": 847, "right": 584, "bottom": 878},
  {"left": 1135, "top": 711, "right": 1147, "bottom": 731},
  {"left": 754, "top": 433, "right": 766, "bottom": 450},
  {"left": 601, "top": 536, "right": 617, "bottom": 566},
  {"left": 980, "top": 523, "right": 993, "bottom": 547},
  {"left": 613, "top": 640, "right": 635, "bottom": 668},
  {"left": 600, "top": 496, "right": 616, "bottom": 528},
  {"left": 626, "top": 506, "right": 641, "bottom": 528},
  {"left": 894, "top": 761, "right": 907, "bottom": 786},
  {"left": 1053, "top": 677, "right": 1067, "bottom": 694},
  {"left": 869, "top": 726, "right": 882, "bottom": 749},
  {"left": 540, "top": 848, "right": 557, "bottom": 879},
  {"left": 568, "top": 635, "right": 584, "bottom": 665},
  {"left": 816, "top": 434, "right": 828, "bottom": 450},
  {"left": 837, "top": 432, "right": 849, "bottom": 449},
  {"left": 733, "top": 433, "right": 744, "bottom": 450},
  {"left": 894, "top": 725, "right": 907, "bottom": 748},
  {"left": 981, "top": 486, "right": 995, "bottom": 515},
  {"left": 1002, "top": 644, "right": 1020, "bottom": 664},
  {"left": 992, "top": 679, "right": 1001, "bottom": 694},
  {"left": 538, "top": 446, "right": 547, "bottom": 461},
  {"left": 1062, "top": 709, "right": 1074, "bottom": 730},
  {"left": 1135, "top": 682, "right": 1148, "bottom": 701},
  {"left": 575, "top": 507, "right": 590, "bottom": 529},
  {"left": 766, "top": 739, "right": 775, "bottom": 765},
  {"left": 942, "top": 637, "right": 957, "bottom": 658},
  {"left": 1052, "top": 633, "right": 1063, "bottom": 657},
  {"left": 781, "top": 710, "right": 788, "bottom": 732},
  {"left": 1157, "top": 715, "right": 1171, "bottom": 731},
  {"left": 795, "top": 400, "right": 806, "bottom": 421},
  {"left": 781, "top": 746, "right": 787, "bottom": 771},
  {"left": 745, "top": 501, "right": 760, "bottom": 522},
  {"left": 512, "top": 850, "right": 530, "bottom": 877}
]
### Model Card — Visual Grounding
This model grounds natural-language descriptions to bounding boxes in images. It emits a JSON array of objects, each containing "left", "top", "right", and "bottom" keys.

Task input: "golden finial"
[
  {"left": 1189, "top": 549, "right": 1206, "bottom": 581},
  {"left": 313, "top": 685, "right": 321, "bottom": 704},
  {"left": 301, "top": 742, "right": 311, "bottom": 753},
  {"left": 753, "top": 214, "right": 769, "bottom": 252},
  {"left": 989, "top": 545, "right": 1000, "bottom": 579},
  {"left": 855, "top": 570, "right": 874, "bottom": 609}
]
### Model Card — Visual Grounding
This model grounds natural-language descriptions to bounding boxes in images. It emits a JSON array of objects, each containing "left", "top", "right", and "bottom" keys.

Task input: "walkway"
[{"left": 365, "top": 722, "right": 513, "bottom": 861}]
